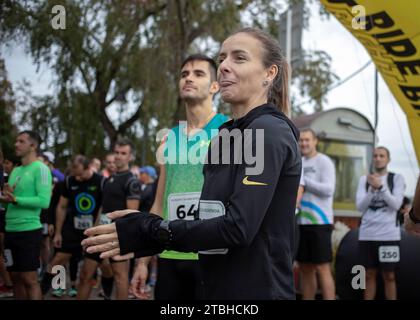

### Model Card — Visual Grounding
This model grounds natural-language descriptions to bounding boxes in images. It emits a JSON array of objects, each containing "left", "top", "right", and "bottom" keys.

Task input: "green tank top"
[
  {"left": 160, "top": 113, "right": 228, "bottom": 260},
  {"left": 6, "top": 160, "right": 52, "bottom": 232}
]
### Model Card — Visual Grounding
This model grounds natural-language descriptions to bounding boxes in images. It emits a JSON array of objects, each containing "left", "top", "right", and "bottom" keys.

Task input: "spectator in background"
[
  {"left": 138, "top": 166, "right": 158, "bottom": 213},
  {"left": 130, "top": 165, "right": 140, "bottom": 180},
  {"left": 40, "top": 151, "right": 65, "bottom": 183},
  {"left": 297, "top": 128, "right": 336, "bottom": 300},
  {"left": 356, "top": 146, "right": 405, "bottom": 300},
  {"left": 2, "top": 153, "right": 20, "bottom": 180},
  {"left": 90, "top": 158, "right": 102, "bottom": 173},
  {"left": 0, "top": 152, "right": 20, "bottom": 248},
  {"left": 1, "top": 131, "right": 52, "bottom": 300},
  {"left": 0, "top": 151, "right": 14, "bottom": 298},
  {"left": 38, "top": 151, "right": 64, "bottom": 278},
  {"left": 101, "top": 153, "right": 116, "bottom": 178}
]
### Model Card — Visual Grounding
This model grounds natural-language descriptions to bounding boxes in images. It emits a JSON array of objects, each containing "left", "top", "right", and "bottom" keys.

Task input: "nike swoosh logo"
[{"left": 242, "top": 176, "right": 268, "bottom": 186}]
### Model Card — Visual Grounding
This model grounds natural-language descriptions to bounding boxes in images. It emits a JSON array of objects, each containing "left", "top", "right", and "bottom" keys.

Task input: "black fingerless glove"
[{"left": 115, "top": 212, "right": 165, "bottom": 256}]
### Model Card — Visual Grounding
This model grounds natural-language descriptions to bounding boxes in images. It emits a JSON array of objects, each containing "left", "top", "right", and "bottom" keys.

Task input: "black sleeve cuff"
[{"left": 115, "top": 212, "right": 165, "bottom": 255}]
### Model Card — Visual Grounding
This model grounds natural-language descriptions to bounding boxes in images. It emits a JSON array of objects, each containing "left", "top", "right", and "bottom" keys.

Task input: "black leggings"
[{"left": 69, "top": 254, "right": 82, "bottom": 282}]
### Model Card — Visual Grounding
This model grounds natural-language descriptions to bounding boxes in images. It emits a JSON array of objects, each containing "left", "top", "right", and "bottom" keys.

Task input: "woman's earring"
[{"left": 263, "top": 80, "right": 269, "bottom": 87}]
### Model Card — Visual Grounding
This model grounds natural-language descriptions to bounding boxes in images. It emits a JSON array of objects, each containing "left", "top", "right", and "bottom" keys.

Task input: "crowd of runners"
[{"left": 1, "top": 28, "right": 419, "bottom": 300}]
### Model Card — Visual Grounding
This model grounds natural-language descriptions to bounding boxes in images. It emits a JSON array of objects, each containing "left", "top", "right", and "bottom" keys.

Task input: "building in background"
[{"left": 293, "top": 108, "right": 374, "bottom": 229}]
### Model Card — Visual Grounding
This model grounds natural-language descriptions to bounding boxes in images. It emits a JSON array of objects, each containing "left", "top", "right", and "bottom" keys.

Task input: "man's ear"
[{"left": 209, "top": 81, "right": 219, "bottom": 95}]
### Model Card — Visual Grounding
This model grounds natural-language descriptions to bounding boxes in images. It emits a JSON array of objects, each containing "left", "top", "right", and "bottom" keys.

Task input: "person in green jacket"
[{"left": 0, "top": 131, "right": 52, "bottom": 300}]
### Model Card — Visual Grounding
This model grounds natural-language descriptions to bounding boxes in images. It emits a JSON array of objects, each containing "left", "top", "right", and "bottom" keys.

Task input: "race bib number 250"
[{"left": 379, "top": 246, "right": 400, "bottom": 263}]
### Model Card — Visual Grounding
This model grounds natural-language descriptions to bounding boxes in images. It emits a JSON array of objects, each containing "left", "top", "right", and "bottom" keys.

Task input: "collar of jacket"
[{"left": 220, "top": 103, "right": 300, "bottom": 141}]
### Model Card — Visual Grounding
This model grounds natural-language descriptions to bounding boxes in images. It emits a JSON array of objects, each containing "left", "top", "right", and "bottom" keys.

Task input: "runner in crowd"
[
  {"left": 131, "top": 54, "right": 228, "bottom": 300},
  {"left": 296, "top": 128, "right": 336, "bottom": 300},
  {"left": 356, "top": 146, "right": 405, "bottom": 300},
  {"left": 41, "top": 155, "right": 105, "bottom": 298},
  {"left": 77, "top": 139, "right": 141, "bottom": 300},
  {"left": 1, "top": 131, "right": 52, "bottom": 300}
]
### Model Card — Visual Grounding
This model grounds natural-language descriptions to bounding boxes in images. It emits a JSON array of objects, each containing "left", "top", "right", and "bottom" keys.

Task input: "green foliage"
[
  {"left": 0, "top": 59, "right": 17, "bottom": 156},
  {"left": 1, "top": 0, "right": 338, "bottom": 165},
  {"left": 293, "top": 49, "right": 339, "bottom": 115}
]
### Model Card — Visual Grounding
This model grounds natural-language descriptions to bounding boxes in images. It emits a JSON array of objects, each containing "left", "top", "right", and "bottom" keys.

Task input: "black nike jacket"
[{"left": 116, "top": 103, "right": 302, "bottom": 299}]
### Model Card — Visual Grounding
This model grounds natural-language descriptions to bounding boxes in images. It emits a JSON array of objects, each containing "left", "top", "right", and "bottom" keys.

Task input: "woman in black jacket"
[{"left": 82, "top": 28, "right": 302, "bottom": 300}]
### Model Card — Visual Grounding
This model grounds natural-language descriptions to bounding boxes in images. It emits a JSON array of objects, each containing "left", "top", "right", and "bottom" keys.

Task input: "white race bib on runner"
[
  {"left": 378, "top": 246, "right": 400, "bottom": 263},
  {"left": 4, "top": 249, "right": 13, "bottom": 267},
  {"left": 74, "top": 215, "right": 94, "bottom": 230},
  {"left": 198, "top": 200, "right": 228, "bottom": 255},
  {"left": 168, "top": 192, "right": 200, "bottom": 221},
  {"left": 100, "top": 214, "right": 112, "bottom": 225}
]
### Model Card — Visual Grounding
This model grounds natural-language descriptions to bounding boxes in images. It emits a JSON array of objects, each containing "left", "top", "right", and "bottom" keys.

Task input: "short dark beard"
[{"left": 375, "top": 166, "right": 387, "bottom": 174}]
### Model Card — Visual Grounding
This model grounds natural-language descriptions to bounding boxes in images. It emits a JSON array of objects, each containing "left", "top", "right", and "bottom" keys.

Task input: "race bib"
[
  {"left": 379, "top": 246, "right": 400, "bottom": 263},
  {"left": 74, "top": 215, "right": 93, "bottom": 230},
  {"left": 168, "top": 192, "right": 200, "bottom": 221},
  {"left": 100, "top": 214, "right": 112, "bottom": 225},
  {"left": 198, "top": 200, "right": 228, "bottom": 255},
  {"left": 4, "top": 249, "right": 13, "bottom": 267},
  {"left": 42, "top": 223, "right": 49, "bottom": 235}
]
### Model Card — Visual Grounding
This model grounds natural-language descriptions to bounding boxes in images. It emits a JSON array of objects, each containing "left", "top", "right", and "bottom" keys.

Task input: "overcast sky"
[
  {"left": 2, "top": 1, "right": 419, "bottom": 196},
  {"left": 301, "top": 1, "right": 419, "bottom": 196}
]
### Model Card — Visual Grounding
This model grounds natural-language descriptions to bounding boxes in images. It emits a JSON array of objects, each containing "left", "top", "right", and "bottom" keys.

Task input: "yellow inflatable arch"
[{"left": 320, "top": 0, "right": 420, "bottom": 166}]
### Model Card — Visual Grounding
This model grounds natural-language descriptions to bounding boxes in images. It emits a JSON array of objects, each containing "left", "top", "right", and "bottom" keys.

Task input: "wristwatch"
[
  {"left": 154, "top": 220, "right": 172, "bottom": 247},
  {"left": 409, "top": 208, "right": 420, "bottom": 224}
]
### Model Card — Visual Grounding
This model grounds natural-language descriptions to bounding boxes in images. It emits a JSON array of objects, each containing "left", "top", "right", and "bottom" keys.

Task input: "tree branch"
[
  {"left": 77, "top": 64, "right": 93, "bottom": 96},
  {"left": 104, "top": 3, "right": 167, "bottom": 91},
  {"left": 105, "top": 85, "right": 131, "bottom": 107},
  {"left": 98, "top": 101, "right": 117, "bottom": 140},
  {"left": 117, "top": 103, "right": 142, "bottom": 134}
]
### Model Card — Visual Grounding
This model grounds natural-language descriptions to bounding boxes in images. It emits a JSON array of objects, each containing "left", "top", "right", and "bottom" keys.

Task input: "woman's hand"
[
  {"left": 82, "top": 209, "right": 139, "bottom": 259},
  {"left": 131, "top": 262, "right": 151, "bottom": 300},
  {"left": 82, "top": 223, "right": 121, "bottom": 259}
]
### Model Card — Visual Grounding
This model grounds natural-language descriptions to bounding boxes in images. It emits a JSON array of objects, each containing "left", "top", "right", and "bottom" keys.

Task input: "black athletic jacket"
[{"left": 117, "top": 103, "right": 301, "bottom": 299}]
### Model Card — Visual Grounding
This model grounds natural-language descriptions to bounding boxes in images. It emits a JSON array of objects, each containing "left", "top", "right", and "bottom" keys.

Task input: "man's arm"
[
  {"left": 125, "top": 175, "right": 142, "bottom": 210},
  {"left": 55, "top": 196, "right": 69, "bottom": 236},
  {"left": 296, "top": 168, "right": 305, "bottom": 208},
  {"left": 127, "top": 199, "right": 140, "bottom": 210},
  {"left": 356, "top": 175, "right": 374, "bottom": 213},
  {"left": 303, "top": 157, "right": 335, "bottom": 198},
  {"left": 53, "top": 195, "right": 68, "bottom": 247},
  {"left": 15, "top": 165, "right": 52, "bottom": 209},
  {"left": 149, "top": 164, "right": 165, "bottom": 216},
  {"left": 381, "top": 174, "right": 405, "bottom": 212},
  {"left": 94, "top": 206, "right": 103, "bottom": 226}
]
